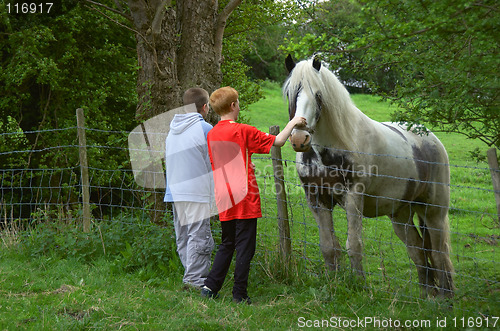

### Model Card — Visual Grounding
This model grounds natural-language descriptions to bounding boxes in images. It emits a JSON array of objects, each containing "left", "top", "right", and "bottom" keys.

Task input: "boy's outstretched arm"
[{"left": 273, "top": 117, "right": 307, "bottom": 147}]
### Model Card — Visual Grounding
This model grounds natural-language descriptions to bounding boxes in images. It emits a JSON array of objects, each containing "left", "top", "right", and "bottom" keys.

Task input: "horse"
[{"left": 283, "top": 55, "right": 454, "bottom": 298}]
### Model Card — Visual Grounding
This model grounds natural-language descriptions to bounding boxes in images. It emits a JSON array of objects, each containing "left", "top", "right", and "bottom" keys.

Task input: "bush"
[{"left": 16, "top": 215, "right": 180, "bottom": 274}]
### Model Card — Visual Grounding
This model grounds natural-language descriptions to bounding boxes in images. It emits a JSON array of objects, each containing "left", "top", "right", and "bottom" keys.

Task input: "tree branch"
[
  {"left": 214, "top": 0, "right": 243, "bottom": 64},
  {"left": 127, "top": 0, "right": 150, "bottom": 31},
  {"left": 218, "top": 0, "right": 243, "bottom": 25},
  {"left": 83, "top": 0, "right": 132, "bottom": 21},
  {"left": 113, "top": 0, "right": 125, "bottom": 12},
  {"left": 85, "top": 4, "right": 141, "bottom": 38},
  {"left": 152, "top": 0, "right": 171, "bottom": 36},
  {"left": 85, "top": 0, "right": 162, "bottom": 77}
]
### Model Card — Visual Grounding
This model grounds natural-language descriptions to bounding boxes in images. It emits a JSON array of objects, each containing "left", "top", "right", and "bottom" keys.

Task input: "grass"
[
  {"left": 1, "top": 81, "right": 499, "bottom": 329},
  {"left": 0, "top": 250, "right": 476, "bottom": 330}
]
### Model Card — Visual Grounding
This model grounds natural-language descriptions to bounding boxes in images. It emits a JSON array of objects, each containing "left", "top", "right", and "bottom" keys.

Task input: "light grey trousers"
[{"left": 173, "top": 202, "right": 214, "bottom": 287}]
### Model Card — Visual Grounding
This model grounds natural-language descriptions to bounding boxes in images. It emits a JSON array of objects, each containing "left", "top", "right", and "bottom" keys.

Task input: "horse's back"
[
  {"left": 350, "top": 121, "right": 450, "bottom": 216},
  {"left": 372, "top": 122, "right": 450, "bottom": 210}
]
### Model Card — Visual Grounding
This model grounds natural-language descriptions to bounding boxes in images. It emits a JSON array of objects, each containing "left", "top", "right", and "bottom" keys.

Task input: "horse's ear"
[
  {"left": 312, "top": 56, "right": 321, "bottom": 72},
  {"left": 285, "top": 54, "right": 296, "bottom": 73}
]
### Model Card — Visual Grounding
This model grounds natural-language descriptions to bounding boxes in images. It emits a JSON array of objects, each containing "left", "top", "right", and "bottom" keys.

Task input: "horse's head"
[{"left": 284, "top": 55, "right": 323, "bottom": 152}]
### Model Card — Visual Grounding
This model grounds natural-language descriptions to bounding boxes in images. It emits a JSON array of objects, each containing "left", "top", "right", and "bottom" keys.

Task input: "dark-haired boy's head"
[{"left": 183, "top": 88, "right": 209, "bottom": 113}]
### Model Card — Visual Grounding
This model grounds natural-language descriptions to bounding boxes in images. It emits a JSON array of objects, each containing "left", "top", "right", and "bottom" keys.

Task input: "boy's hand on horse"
[
  {"left": 274, "top": 117, "right": 307, "bottom": 147},
  {"left": 292, "top": 116, "right": 307, "bottom": 128}
]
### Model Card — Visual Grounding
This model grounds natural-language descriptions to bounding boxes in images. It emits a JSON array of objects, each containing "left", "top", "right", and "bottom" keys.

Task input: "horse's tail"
[
  {"left": 419, "top": 213, "right": 455, "bottom": 296},
  {"left": 418, "top": 215, "right": 436, "bottom": 286}
]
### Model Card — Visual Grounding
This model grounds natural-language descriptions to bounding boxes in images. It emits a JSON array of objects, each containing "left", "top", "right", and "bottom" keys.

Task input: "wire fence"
[{"left": 0, "top": 119, "right": 499, "bottom": 313}]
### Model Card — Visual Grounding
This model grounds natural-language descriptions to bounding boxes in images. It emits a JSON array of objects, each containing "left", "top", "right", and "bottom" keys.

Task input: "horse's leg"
[
  {"left": 417, "top": 206, "right": 454, "bottom": 298},
  {"left": 345, "top": 190, "right": 364, "bottom": 277},
  {"left": 391, "top": 205, "right": 434, "bottom": 298},
  {"left": 311, "top": 204, "right": 342, "bottom": 270}
]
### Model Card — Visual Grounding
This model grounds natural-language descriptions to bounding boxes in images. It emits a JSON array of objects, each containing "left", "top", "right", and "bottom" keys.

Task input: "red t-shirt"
[{"left": 207, "top": 120, "right": 276, "bottom": 221}]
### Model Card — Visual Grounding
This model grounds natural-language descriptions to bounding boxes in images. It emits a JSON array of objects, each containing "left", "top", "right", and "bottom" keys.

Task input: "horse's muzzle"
[{"left": 290, "top": 128, "right": 312, "bottom": 152}]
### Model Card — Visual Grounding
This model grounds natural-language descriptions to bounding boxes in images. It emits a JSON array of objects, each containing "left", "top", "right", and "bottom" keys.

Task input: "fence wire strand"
[{"left": 0, "top": 126, "right": 498, "bottom": 313}]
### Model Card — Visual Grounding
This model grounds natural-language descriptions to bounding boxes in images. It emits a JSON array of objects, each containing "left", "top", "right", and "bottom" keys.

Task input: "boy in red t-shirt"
[{"left": 201, "top": 86, "right": 306, "bottom": 304}]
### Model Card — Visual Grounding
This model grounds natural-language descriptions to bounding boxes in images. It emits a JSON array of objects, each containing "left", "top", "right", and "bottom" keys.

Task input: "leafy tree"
[
  {"left": 283, "top": 0, "right": 383, "bottom": 92},
  {"left": 84, "top": 0, "right": 294, "bottom": 123},
  {"left": 221, "top": 0, "right": 296, "bottom": 110},
  {"left": 0, "top": 0, "right": 138, "bottom": 167},
  {"left": 358, "top": 0, "right": 499, "bottom": 148},
  {"left": 82, "top": 0, "right": 296, "bottom": 221},
  {"left": 0, "top": 0, "right": 139, "bottom": 219},
  {"left": 83, "top": 0, "right": 246, "bottom": 126},
  {"left": 1, "top": 0, "right": 296, "bottom": 222},
  {"left": 284, "top": 0, "right": 499, "bottom": 148},
  {"left": 243, "top": 21, "right": 296, "bottom": 82}
]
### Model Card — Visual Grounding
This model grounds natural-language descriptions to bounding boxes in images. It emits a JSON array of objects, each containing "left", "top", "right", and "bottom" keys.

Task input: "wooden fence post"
[
  {"left": 76, "top": 108, "right": 91, "bottom": 232},
  {"left": 487, "top": 148, "right": 500, "bottom": 223},
  {"left": 270, "top": 125, "right": 292, "bottom": 266}
]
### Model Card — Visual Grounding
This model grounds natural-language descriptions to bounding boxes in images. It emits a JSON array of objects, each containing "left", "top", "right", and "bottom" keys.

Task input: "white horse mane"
[{"left": 283, "top": 57, "right": 359, "bottom": 152}]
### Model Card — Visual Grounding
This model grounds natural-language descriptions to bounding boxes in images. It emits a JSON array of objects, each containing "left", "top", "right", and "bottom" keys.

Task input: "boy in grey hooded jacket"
[{"left": 164, "top": 88, "right": 215, "bottom": 288}]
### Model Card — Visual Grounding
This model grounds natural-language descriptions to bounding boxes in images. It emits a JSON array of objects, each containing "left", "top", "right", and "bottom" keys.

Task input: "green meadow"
[{"left": 0, "top": 82, "right": 498, "bottom": 330}]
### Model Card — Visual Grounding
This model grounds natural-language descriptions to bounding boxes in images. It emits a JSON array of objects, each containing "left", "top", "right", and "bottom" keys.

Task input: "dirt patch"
[
  {"left": 467, "top": 234, "right": 499, "bottom": 246},
  {"left": 2, "top": 284, "right": 78, "bottom": 298},
  {"left": 49, "top": 284, "right": 78, "bottom": 295},
  {"left": 58, "top": 306, "right": 99, "bottom": 320}
]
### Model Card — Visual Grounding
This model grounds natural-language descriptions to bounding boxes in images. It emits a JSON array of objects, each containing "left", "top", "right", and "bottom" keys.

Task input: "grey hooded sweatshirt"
[{"left": 164, "top": 113, "right": 214, "bottom": 203}]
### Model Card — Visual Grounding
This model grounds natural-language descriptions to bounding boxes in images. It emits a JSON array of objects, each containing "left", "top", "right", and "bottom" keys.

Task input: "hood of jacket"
[{"left": 169, "top": 113, "right": 203, "bottom": 135}]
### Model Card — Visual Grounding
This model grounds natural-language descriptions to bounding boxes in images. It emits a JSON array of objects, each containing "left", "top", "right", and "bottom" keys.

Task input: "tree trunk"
[
  {"left": 487, "top": 148, "right": 500, "bottom": 224},
  {"left": 126, "top": 0, "right": 241, "bottom": 222},
  {"left": 128, "top": 0, "right": 227, "bottom": 122}
]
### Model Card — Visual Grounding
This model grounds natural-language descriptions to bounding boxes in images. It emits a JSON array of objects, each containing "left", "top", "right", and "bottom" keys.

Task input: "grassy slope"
[
  {"left": 0, "top": 82, "right": 498, "bottom": 330},
  {"left": 0, "top": 252, "right": 476, "bottom": 330}
]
